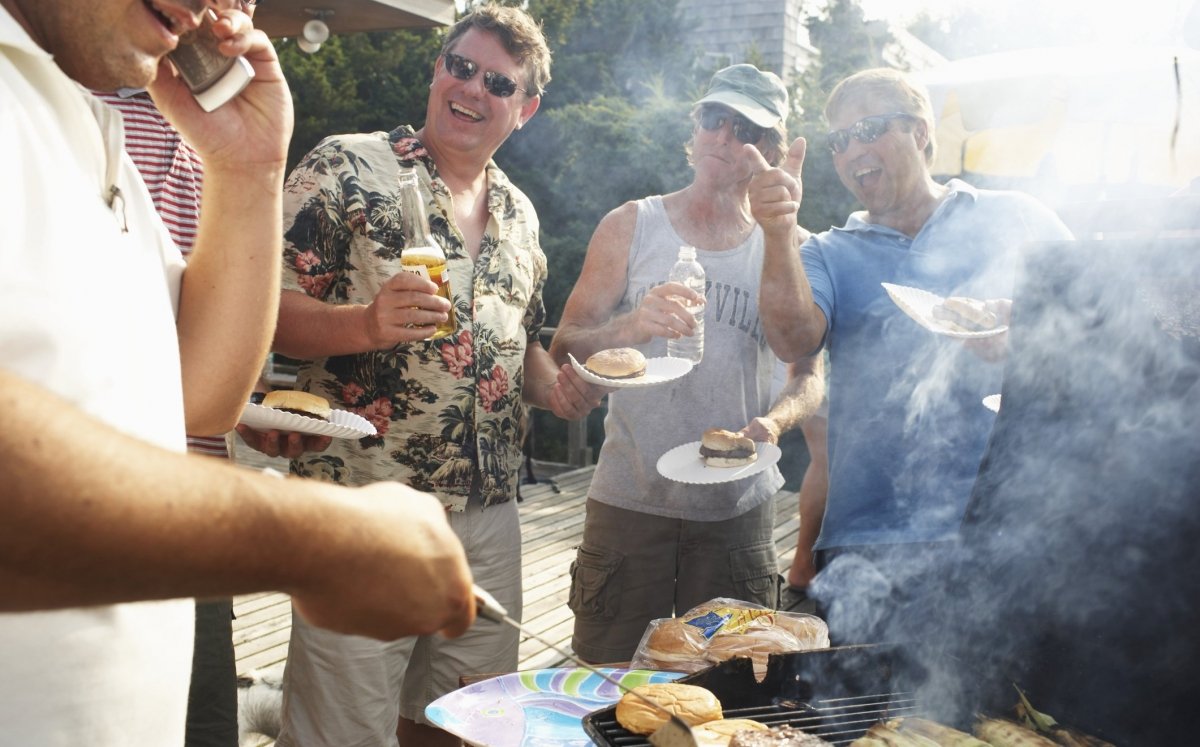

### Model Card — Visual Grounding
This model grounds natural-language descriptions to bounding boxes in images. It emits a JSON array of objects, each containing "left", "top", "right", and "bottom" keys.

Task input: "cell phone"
[{"left": 166, "top": 8, "right": 255, "bottom": 112}]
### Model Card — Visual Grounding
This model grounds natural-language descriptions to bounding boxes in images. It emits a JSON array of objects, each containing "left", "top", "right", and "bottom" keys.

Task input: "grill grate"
[{"left": 582, "top": 689, "right": 919, "bottom": 746}]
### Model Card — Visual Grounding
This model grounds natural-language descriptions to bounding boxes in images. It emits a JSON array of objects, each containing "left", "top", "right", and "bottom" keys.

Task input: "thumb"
[
  {"left": 782, "top": 136, "right": 807, "bottom": 179},
  {"left": 742, "top": 142, "right": 772, "bottom": 176}
]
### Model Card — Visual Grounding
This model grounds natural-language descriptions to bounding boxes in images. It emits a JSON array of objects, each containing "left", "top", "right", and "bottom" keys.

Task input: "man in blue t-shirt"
[{"left": 745, "top": 68, "right": 1072, "bottom": 643}]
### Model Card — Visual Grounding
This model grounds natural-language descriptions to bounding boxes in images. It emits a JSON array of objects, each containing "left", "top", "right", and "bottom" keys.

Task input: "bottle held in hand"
[
  {"left": 667, "top": 245, "right": 706, "bottom": 364},
  {"left": 397, "top": 170, "right": 456, "bottom": 340}
]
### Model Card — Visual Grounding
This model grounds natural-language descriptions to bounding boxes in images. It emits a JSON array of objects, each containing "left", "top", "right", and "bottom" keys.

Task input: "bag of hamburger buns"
[{"left": 630, "top": 597, "right": 829, "bottom": 678}]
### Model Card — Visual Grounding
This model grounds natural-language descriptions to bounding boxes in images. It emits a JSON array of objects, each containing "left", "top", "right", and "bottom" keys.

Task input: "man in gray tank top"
[{"left": 549, "top": 65, "right": 825, "bottom": 663}]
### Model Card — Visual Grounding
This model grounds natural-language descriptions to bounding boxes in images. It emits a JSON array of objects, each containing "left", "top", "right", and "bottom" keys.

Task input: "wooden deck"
[{"left": 230, "top": 460, "right": 801, "bottom": 678}]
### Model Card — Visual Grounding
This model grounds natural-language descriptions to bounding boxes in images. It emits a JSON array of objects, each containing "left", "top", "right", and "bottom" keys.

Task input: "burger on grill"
[
  {"left": 584, "top": 347, "right": 647, "bottom": 379},
  {"left": 699, "top": 428, "right": 757, "bottom": 468},
  {"left": 615, "top": 682, "right": 723, "bottom": 735},
  {"left": 262, "top": 390, "right": 332, "bottom": 421},
  {"left": 930, "top": 296, "right": 998, "bottom": 333}
]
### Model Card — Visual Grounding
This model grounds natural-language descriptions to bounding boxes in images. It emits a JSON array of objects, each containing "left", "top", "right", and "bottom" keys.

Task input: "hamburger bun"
[
  {"left": 643, "top": 619, "right": 708, "bottom": 667},
  {"left": 930, "top": 296, "right": 998, "bottom": 333},
  {"left": 584, "top": 347, "right": 647, "bottom": 379},
  {"left": 704, "top": 626, "right": 802, "bottom": 665},
  {"left": 773, "top": 613, "right": 831, "bottom": 649},
  {"left": 262, "top": 390, "right": 332, "bottom": 421},
  {"left": 615, "top": 682, "right": 723, "bottom": 735},
  {"left": 693, "top": 718, "right": 770, "bottom": 746},
  {"left": 699, "top": 428, "right": 758, "bottom": 468}
]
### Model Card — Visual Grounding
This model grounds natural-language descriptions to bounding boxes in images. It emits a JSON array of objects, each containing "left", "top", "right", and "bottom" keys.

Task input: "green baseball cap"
[{"left": 695, "top": 64, "right": 788, "bottom": 128}]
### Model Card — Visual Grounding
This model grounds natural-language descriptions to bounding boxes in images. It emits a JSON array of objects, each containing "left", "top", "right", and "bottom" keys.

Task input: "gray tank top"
[{"left": 588, "top": 195, "right": 784, "bottom": 521}]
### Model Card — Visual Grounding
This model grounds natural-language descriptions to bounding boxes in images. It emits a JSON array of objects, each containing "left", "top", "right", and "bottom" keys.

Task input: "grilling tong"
[{"left": 473, "top": 585, "right": 699, "bottom": 747}]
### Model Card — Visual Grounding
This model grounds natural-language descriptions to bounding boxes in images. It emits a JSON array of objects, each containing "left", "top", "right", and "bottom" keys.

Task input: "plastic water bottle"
[{"left": 667, "top": 245, "right": 706, "bottom": 364}]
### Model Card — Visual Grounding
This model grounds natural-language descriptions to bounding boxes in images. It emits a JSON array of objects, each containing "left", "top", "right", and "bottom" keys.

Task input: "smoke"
[
  {"left": 949, "top": 229, "right": 1200, "bottom": 740},
  {"left": 818, "top": 224, "right": 1200, "bottom": 740}
]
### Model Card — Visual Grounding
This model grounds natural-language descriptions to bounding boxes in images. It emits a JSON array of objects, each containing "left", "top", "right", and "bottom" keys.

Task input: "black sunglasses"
[
  {"left": 442, "top": 52, "right": 527, "bottom": 98},
  {"left": 696, "top": 106, "right": 766, "bottom": 145},
  {"left": 826, "top": 112, "right": 916, "bottom": 154}
]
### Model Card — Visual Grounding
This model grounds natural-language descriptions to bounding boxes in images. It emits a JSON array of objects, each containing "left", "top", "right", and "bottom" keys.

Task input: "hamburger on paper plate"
[
  {"left": 261, "top": 390, "right": 332, "bottom": 421},
  {"left": 584, "top": 347, "right": 647, "bottom": 379},
  {"left": 930, "top": 296, "right": 999, "bottom": 333},
  {"left": 699, "top": 428, "right": 757, "bottom": 468}
]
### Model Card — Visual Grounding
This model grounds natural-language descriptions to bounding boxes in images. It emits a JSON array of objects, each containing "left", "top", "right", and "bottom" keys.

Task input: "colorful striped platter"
[{"left": 425, "top": 667, "right": 684, "bottom": 747}]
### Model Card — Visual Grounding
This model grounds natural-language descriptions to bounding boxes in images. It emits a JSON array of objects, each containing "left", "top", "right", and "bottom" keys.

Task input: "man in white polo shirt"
[{"left": 0, "top": 2, "right": 476, "bottom": 745}]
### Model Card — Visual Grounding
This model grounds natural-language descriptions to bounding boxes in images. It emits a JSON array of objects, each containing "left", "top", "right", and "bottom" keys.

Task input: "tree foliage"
[
  {"left": 277, "top": 29, "right": 444, "bottom": 168},
  {"left": 791, "top": 0, "right": 896, "bottom": 235}
]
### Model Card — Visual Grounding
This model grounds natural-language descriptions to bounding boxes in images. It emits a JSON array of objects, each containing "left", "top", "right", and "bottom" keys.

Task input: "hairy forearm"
[
  {"left": 176, "top": 163, "right": 287, "bottom": 435},
  {"left": 273, "top": 290, "right": 375, "bottom": 360},
  {"left": 521, "top": 342, "right": 559, "bottom": 409},
  {"left": 548, "top": 311, "right": 644, "bottom": 366},
  {"left": 763, "top": 355, "right": 825, "bottom": 434},
  {"left": 760, "top": 227, "right": 825, "bottom": 362},
  {"left": 0, "top": 370, "right": 337, "bottom": 610}
]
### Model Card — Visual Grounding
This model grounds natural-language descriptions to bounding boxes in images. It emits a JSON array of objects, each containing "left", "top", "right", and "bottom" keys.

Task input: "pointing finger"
[
  {"left": 782, "top": 136, "right": 807, "bottom": 180},
  {"left": 742, "top": 142, "right": 772, "bottom": 176}
]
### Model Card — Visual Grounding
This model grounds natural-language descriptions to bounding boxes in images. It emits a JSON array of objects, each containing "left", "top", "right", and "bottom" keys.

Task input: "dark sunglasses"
[
  {"left": 696, "top": 106, "right": 766, "bottom": 145},
  {"left": 826, "top": 112, "right": 916, "bottom": 154},
  {"left": 442, "top": 52, "right": 527, "bottom": 98}
]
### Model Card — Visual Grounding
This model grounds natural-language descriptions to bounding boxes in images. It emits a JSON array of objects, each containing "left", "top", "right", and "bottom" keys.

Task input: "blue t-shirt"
[{"left": 803, "top": 180, "right": 1072, "bottom": 550}]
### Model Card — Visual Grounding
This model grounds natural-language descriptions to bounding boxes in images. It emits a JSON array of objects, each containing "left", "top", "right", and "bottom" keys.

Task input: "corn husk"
[
  {"left": 1013, "top": 687, "right": 1116, "bottom": 747},
  {"left": 896, "top": 717, "right": 994, "bottom": 746},
  {"left": 975, "top": 717, "right": 1059, "bottom": 746},
  {"left": 851, "top": 720, "right": 944, "bottom": 747}
]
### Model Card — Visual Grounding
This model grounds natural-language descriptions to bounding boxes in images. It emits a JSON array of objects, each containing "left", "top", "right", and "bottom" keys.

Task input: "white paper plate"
[
  {"left": 568, "top": 353, "right": 693, "bottom": 389},
  {"left": 881, "top": 282, "right": 1009, "bottom": 339},
  {"left": 656, "top": 440, "right": 782, "bottom": 484},
  {"left": 982, "top": 394, "right": 1002, "bottom": 413},
  {"left": 237, "top": 402, "right": 377, "bottom": 439}
]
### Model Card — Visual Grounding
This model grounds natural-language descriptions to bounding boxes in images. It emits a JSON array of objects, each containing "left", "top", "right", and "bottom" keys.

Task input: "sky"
[{"left": 858, "top": 0, "right": 1200, "bottom": 47}]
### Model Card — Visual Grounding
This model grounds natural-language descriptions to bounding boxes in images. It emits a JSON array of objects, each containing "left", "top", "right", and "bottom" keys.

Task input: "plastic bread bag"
[{"left": 630, "top": 597, "right": 830, "bottom": 676}]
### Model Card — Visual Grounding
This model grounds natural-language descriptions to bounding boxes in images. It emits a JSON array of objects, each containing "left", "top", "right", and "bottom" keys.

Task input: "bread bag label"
[{"left": 683, "top": 607, "right": 775, "bottom": 638}]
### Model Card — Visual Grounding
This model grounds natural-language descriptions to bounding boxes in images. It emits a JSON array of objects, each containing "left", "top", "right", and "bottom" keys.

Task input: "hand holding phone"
[{"left": 167, "top": 8, "right": 254, "bottom": 111}]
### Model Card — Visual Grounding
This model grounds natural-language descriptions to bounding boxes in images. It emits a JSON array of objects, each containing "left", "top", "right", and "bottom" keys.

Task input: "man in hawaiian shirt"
[{"left": 267, "top": 6, "right": 606, "bottom": 746}]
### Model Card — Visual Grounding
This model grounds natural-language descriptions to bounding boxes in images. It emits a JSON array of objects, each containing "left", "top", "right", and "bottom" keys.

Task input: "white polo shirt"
[{"left": 0, "top": 8, "right": 193, "bottom": 746}]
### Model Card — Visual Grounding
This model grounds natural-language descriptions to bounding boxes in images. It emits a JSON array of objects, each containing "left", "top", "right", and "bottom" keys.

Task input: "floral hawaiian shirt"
[{"left": 280, "top": 125, "right": 547, "bottom": 510}]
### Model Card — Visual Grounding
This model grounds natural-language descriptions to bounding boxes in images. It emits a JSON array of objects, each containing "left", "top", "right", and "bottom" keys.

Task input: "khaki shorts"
[
  {"left": 569, "top": 498, "right": 778, "bottom": 664},
  {"left": 275, "top": 497, "right": 522, "bottom": 747}
]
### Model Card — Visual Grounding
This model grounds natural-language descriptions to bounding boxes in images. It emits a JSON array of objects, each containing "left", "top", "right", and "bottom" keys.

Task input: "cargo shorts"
[{"left": 569, "top": 498, "right": 778, "bottom": 664}]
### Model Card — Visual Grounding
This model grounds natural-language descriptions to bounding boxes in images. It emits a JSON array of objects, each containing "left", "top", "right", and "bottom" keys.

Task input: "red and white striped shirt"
[{"left": 93, "top": 90, "right": 228, "bottom": 459}]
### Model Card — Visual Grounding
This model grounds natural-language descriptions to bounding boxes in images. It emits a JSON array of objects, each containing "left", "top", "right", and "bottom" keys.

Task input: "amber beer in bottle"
[{"left": 396, "top": 170, "right": 455, "bottom": 340}]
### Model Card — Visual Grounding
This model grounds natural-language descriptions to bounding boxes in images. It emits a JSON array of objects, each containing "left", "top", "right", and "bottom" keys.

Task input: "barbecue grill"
[
  {"left": 583, "top": 644, "right": 928, "bottom": 746},
  {"left": 940, "top": 194, "right": 1200, "bottom": 744}
]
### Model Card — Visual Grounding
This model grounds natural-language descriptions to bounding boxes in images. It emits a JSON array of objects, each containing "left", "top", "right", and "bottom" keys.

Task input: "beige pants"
[{"left": 275, "top": 497, "right": 521, "bottom": 747}]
